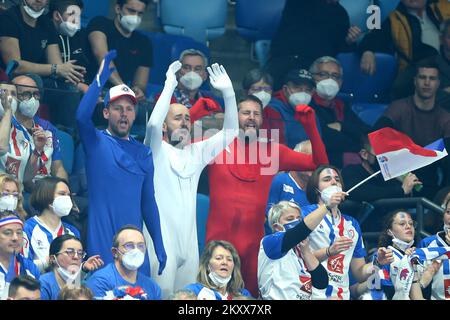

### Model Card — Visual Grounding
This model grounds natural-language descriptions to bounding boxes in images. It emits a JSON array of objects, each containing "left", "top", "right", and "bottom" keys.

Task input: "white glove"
[
  {"left": 166, "top": 61, "right": 182, "bottom": 87},
  {"left": 207, "top": 63, "right": 234, "bottom": 96}
]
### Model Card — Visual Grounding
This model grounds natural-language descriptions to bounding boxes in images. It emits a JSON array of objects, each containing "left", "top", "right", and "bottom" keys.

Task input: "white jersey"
[
  {"left": 143, "top": 74, "right": 238, "bottom": 298},
  {"left": 419, "top": 233, "right": 450, "bottom": 300},
  {"left": 303, "top": 205, "right": 366, "bottom": 300},
  {"left": 258, "top": 231, "right": 316, "bottom": 300}
]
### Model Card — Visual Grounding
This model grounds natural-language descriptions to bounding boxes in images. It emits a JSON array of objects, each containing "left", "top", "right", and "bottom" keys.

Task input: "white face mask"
[
  {"left": 319, "top": 185, "right": 342, "bottom": 206},
  {"left": 289, "top": 92, "right": 312, "bottom": 107},
  {"left": 208, "top": 269, "right": 232, "bottom": 288},
  {"left": 119, "top": 15, "right": 142, "bottom": 33},
  {"left": 51, "top": 195, "right": 73, "bottom": 217},
  {"left": 18, "top": 97, "right": 40, "bottom": 118},
  {"left": 120, "top": 248, "right": 145, "bottom": 271},
  {"left": 23, "top": 2, "right": 45, "bottom": 19},
  {"left": 316, "top": 78, "right": 340, "bottom": 100},
  {"left": 179, "top": 71, "right": 203, "bottom": 91},
  {"left": 252, "top": 91, "right": 271, "bottom": 109},
  {"left": 55, "top": 258, "right": 81, "bottom": 284},
  {"left": 389, "top": 231, "right": 414, "bottom": 252},
  {"left": 0, "top": 195, "right": 18, "bottom": 211},
  {"left": 59, "top": 21, "right": 80, "bottom": 37},
  {"left": 0, "top": 97, "right": 18, "bottom": 117}
]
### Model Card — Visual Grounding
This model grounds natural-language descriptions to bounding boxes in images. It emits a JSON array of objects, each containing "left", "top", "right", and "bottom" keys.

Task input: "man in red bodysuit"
[{"left": 194, "top": 95, "right": 328, "bottom": 296}]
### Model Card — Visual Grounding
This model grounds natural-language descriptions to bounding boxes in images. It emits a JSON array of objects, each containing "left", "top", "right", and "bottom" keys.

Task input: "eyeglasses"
[
  {"left": 181, "top": 64, "right": 204, "bottom": 73},
  {"left": 121, "top": 242, "right": 146, "bottom": 252},
  {"left": 313, "top": 71, "right": 342, "bottom": 81},
  {"left": 394, "top": 221, "right": 418, "bottom": 229},
  {"left": 0, "top": 192, "right": 19, "bottom": 198},
  {"left": 17, "top": 91, "right": 41, "bottom": 101},
  {"left": 249, "top": 86, "right": 272, "bottom": 93},
  {"left": 58, "top": 248, "right": 87, "bottom": 259}
]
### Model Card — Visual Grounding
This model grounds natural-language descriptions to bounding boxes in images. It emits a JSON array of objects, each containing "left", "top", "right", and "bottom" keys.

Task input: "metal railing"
[{"left": 361, "top": 197, "right": 444, "bottom": 240}]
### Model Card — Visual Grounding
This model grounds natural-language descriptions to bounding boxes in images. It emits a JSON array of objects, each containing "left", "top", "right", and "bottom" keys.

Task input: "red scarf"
[{"left": 312, "top": 93, "right": 345, "bottom": 122}]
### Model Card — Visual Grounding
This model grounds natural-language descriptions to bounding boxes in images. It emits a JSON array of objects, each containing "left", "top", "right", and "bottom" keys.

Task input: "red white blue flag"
[{"left": 368, "top": 128, "right": 447, "bottom": 181}]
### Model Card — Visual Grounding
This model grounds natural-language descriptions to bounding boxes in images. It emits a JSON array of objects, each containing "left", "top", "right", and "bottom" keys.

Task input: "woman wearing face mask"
[
  {"left": 23, "top": 177, "right": 80, "bottom": 272},
  {"left": 418, "top": 198, "right": 450, "bottom": 300},
  {"left": 303, "top": 165, "right": 392, "bottom": 300},
  {"left": 242, "top": 69, "right": 286, "bottom": 145},
  {"left": 40, "top": 234, "right": 103, "bottom": 300},
  {"left": 258, "top": 201, "right": 331, "bottom": 300},
  {"left": 185, "top": 240, "right": 251, "bottom": 300},
  {"left": 0, "top": 174, "right": 27, "bottom": 221},
  {"left": 377, "top": 209, "right": 424, "bottom": 300}
]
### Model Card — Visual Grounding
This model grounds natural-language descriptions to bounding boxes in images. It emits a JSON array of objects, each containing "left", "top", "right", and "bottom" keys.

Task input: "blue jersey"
[
  {"left": 40, "top": 271, "right": 60, "bottom": 300},
  {"left": 185, "top": 283, "right": 252, "bottom": 300},
  {"left": 23, "top": 216, "right": 80, "bottom": 269},
  {"left": 0, "top": 254, "right": 40, "bottom": 299},
  {"left": 266, "top": 172, "right": 310, "bottom": 213},
  {"left": 85, "top": 263, "right": 161, "bottom": 300},
  {"left": 76, "top": 72, "right": 166, "bottom": 276}
]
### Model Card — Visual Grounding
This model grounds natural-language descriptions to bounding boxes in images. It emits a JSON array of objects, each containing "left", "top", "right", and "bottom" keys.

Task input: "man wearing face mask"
[
  {"left": 0, "top": 0, "right": 85, "bottom": 86},
  {"left": 342, "top": 135, "right": 422, "bottom": 204},
  {"left": 309, "top": 56, "right": 370, "bottom": 168},
  {"left": 87, "top": 0, "right": 152, "bottom": 101},
  {"left": 46, "top": 0, "right": 89, "bottom": 129},
  {"left": 272, "top": 69, "right": 322, "bottom": 149},
  {"left": 86, "top": 225, "right": 161, "bottom": 300},
  {"left": 0, "top": 74, "right": 68, "bottom": 192}
]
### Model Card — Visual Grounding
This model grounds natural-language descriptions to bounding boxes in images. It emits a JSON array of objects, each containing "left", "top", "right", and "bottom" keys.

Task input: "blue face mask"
[{"left": 283, "top": 219, "right": 300, "bottom": 231}]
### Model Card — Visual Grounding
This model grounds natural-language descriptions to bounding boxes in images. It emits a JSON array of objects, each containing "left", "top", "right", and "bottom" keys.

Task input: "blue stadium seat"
[
  {"left": 376, "top": 0, "right": 401, "bottom": 23},
  {"left": 352, "top": 103, "right": 388, "bottom": 127},
  {"left": 339, "top": 0, "right": 372, "bottom": 33},
  {"left": 81, "top": 0, "right": 109, "bottom": 28},
  {"left": 196, "top": 193, "right": 210, "bottom": 254},
  {"left": 160, "top": 0, "right": 228, "bottom": 43},
  {"left": 337, "top": 52, "right": 397, "bottom": 103},
  {"left": 56, "top": 129, "right": 74, "bottom": 174},
  {"left": 235, "top": 0, "right": 286, "bottom": 67}
]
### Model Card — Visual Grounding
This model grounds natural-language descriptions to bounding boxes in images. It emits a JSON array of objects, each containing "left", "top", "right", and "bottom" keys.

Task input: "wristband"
[
  {"left": 51, "top": 64, "right": 57, "bottom": 77},
  {"left": 326, "top": 247, "right": 331, "bottom": 258}
]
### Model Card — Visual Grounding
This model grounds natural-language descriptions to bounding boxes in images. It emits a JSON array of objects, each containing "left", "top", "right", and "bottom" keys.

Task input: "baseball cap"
[
  {"left": 103, "top": 84, "right": 137, "bottom": 107},
  {"left": 285, "top": 69, "right": 316, "bottom": 88}
]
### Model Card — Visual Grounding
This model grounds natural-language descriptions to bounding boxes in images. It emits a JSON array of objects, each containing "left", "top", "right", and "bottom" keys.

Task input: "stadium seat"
[
  {"left": 376, "top": 0, "right": 401, "bottom": 23},
  {"left": 81, "top": 0, "right": 109, "bottom": 27},
  {"left": 337, "top": 52, "right": 397, "bottom": 103},
  {"left": 339, "top": 0, "right": 372, "bottom": 33},
  {"left": 56, "top": 129, "right": 75, "bottom": 175},
  {"left": 235, "top": 0, "right": 286, "bottom": 67},
  {"left": 160, "top": 0, "right": 228, "bottom": 43},
  {"left": 196, "top": 193, "right": 210, "bottom": 254},
  {"left": 352, "top": 103, "right": 388, "bottom": 127}
]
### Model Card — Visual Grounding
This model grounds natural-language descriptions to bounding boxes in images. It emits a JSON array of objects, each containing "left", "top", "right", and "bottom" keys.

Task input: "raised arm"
[
  {"left": 144, "top": 61, "right": 181, "bottom": 153},
  {"left": 196, "top": 64, "right": 239, "bottom": 163},
  {"left": 76, "top": 50, "right": 117, "bottom": 149},
  {"left": 279, "top": 105, "right": 328, "bottom": 171},
  {"left": 0, "top": 91, "right": 13, "bottom": 155}
]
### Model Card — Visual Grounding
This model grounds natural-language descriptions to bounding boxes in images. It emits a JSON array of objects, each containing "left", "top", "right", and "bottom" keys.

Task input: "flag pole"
[{"left": 346, "top": 170, "right": 381, "bottom": 194}]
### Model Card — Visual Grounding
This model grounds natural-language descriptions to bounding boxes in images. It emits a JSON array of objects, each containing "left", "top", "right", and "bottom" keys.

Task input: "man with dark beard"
[{"left": 342, "top": 135, "right": 422, "bottom": 203}]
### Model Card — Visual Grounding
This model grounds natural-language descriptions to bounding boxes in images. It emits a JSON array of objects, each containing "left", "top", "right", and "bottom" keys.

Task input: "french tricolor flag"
[{"left": 368, "top": 128, "right": 448, "bottom": 181}]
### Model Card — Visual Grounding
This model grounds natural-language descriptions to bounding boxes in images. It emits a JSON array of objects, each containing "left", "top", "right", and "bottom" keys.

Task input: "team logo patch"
[
  {"left": 283, "top": 184, "right": 294, "bottom": 194},
  {"left": 41, "top": 39, "right": 48, "bottom": 49},
  {"left": 299, "top": 276, "right": 312, "bottom": 294},
  {"left": 346, "top": 229, "right": 355, "bottom": 240},
  {"left": 122, "top": 86, "right": 129, "bottom": 92},
  {"left": 445, "top": 279, "right": 450, "bottom": 299},
  {"left": 399, "top": 268, "right": 409, "bottom": 281},
  {"left": 5, "top": 157, "right": 20, "bottom": 177},
  {"left": 328, "top": 254, "right": 345, "bottom": 274}
]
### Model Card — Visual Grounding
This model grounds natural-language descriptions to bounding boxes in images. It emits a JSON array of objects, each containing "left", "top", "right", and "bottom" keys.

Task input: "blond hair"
[{"left": 0, "top": 174, "right": 27, "bottom": 220}]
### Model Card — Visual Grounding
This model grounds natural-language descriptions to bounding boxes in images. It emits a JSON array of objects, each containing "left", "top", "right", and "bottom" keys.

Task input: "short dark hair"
[
  {"left": 242, "top": 69, "right": 274, "bottom": 92},
  {"left": 306, "top": 165, "right": 344, "bottom": 204},
  {"left": 29, "top": 177, "right": 71, "bottom": 214},
  {"left": 8, "top": 275, "right": 40, "bottom": 297},
  {"left": 117, "top": 0, "right": 149, "bottom": 8},
  {"left": 415, "top": 60, "right": 440, "bottom": 77},
  {"left": 238, "top": 95, "right": 263, "bottom": 113},
  {"left": 49, "top": 0, "right": 84, "bottom": 14},
  {"left": 112, "top": 224, "right": 143, "bottom": 248}
]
